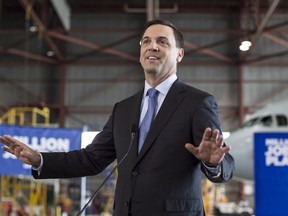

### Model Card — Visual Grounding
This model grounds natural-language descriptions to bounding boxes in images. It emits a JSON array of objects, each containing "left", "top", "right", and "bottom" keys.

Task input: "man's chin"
[{"left": 145, "top": 67, "right": 159, "bottom": 74}]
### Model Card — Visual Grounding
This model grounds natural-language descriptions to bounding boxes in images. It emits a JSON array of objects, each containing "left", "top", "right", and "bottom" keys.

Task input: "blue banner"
[
  {"left": 0, "top": 125, "right": 82, "bottom": 176},
  {"left": 254, "top": 132, "right": 288, "bottom": 216}
]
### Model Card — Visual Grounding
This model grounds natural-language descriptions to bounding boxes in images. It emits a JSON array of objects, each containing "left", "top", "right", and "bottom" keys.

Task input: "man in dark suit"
[{"left": 1, "top": 20, "right": 234, "bottom": 216}]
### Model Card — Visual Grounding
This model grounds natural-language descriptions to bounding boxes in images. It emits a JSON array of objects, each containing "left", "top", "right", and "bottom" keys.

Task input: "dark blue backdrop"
[
  {"left": 254, "top": 132, "right": 288, "bottom": 216},
  {"left": 0, "top": 125, "right": 81, "bottom": 176}
]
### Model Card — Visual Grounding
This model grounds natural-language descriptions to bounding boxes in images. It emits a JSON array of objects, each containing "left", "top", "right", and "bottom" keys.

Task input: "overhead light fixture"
[
  {"left": 239, "top": 40, "right": 252, "bottom": 52},
  {"left": 46, "top": 51, "right": 55, "bottom": 57},
  {"left": 29, "top": 25, "right": 38, "bottom": 32}
]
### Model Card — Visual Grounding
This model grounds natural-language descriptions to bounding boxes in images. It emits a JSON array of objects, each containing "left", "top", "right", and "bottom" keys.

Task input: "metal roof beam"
[
  {"left": 0, "top": 46, "right": 57, "bottom": 64},
  {"left": 19, "top": 0, "right": 64, "bottom": 61},
  {"left": 184, "top": 41, "right": 235, "bottom": 64},
  {"left": 242, "top": 0, "right": 281, "bottom": 59},
  {"left": 47, "top": 30, "right": 138, "bottom": 62}
]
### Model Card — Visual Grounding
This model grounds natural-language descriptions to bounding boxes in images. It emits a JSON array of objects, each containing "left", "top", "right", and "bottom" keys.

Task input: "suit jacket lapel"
[
  {"left": 128, "top": 89, "right": 144, "bottom": 162},
  {"left": 136, "top": 80, "right": 187, "bottom": 162}
]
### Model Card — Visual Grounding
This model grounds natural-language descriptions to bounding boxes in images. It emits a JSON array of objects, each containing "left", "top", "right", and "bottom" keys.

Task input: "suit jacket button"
[
  {"left": 132, "top": 171, "right": 138, "bottom": 176},
  {"left": 125, "top": 201, "right": 129, "bottom": 207}
]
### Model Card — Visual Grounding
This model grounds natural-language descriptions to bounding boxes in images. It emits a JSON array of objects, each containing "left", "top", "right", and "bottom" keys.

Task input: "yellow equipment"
[{"left": 0, "top": 107, "right": 50, "bottom": 216}]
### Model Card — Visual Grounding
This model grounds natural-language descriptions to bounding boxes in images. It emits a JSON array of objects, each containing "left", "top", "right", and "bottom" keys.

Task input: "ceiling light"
[
  {"left": 239, "top": 40, "right": 252, "bottom": 52},
  {"left": 46, "top": 51, "right": 54, "bottom": 57},
  {"left": 29, "top": 25, "right": 38, "bottom": 32},
  {"left": 242, "top": 40, "right": 252, "bottom": 47}
]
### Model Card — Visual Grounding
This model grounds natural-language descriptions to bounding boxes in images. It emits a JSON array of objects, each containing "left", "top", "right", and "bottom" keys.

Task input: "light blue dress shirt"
[{"left": 139, "top": 74, "right": 177, "bottom": 125}]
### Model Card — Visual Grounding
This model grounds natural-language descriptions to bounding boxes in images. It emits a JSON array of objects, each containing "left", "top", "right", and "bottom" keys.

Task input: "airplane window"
[
  {"left": 260, "top": 116, "right": 272, "bottom": 127},
  {"left": 243, "top": 118, "right": 259, "bottom": 127},
  {"left": 276, "top": 115, "right": 288, "bottom": 126}
]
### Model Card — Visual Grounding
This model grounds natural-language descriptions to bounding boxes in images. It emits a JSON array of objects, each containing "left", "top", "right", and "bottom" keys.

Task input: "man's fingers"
[
  {"left": 202, "top": 128, "right": 223, "bottom": 144},
  {"left": 202, "top": 128, "right": 212, "bottom": 141},
  {"left": 6, "top": 135, "right": 22, "bottom": 147},
  {"left": 1, "top": 136, "right": 40, "bottom": 166},
  {"left": 221, "top": 145, "right": 231, "bottom": 153},
  {"left": 1, "top": 135, "right": 17, "bottom": 148},
  {"left": 1, "top": 135, "right": 25, "bottom": 151},
  {"left": 0, "top": 136, "right": 9, "bottom": 146},
  {"left": 185, "top": 143, "right": 198, "bottom": 155},
  {"left": 210, "top": 129, "right": 219, "bottom": 142},
  {"left": 216, "top": 135, "right": 224, "bottom": 147},
  {"left": 2, "top": 146, "right": 14, "bottom": 154},
  {"left": 14, "top": 146, "right": 24, "bottom": 158}
]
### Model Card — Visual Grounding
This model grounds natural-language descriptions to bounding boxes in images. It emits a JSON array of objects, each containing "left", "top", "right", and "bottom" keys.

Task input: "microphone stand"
[{"left": 76, "top": 125, "right": 137, "bottom": 216}]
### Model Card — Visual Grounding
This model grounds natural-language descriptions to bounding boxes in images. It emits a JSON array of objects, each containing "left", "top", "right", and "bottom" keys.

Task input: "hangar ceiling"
[
  {"left": 0, "top": 0, "right": 288, "bottom": 129},
  {"left": 1, "top": 0, "right": 288, "bottom": 66}
]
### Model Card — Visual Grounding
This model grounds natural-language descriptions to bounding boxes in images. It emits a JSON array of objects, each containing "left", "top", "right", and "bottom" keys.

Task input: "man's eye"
[
  {"left": 141, "top": 39, "right": 149, "bottom": 45},
  {"left": 159, "top": 40, "right": 168, "bottom": 45}
]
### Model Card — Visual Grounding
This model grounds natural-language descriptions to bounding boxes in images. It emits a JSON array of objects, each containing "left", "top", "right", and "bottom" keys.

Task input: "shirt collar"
[{"left": 143, "top": 74, "right": 177, "bottom": 97}]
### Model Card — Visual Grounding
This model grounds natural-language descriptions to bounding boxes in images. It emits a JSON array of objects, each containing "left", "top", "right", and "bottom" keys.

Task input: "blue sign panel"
[
  {"left": 254, "top": 132, "right": 288, "bottom": 216},
  {"left": 0, "top": 125, "right": 82, "bottom": 176}
]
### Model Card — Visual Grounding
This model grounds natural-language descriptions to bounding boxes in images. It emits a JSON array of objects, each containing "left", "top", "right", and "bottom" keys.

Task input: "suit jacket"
[{"left": 32, "top": 79, "right": 234, "bottom": 216}]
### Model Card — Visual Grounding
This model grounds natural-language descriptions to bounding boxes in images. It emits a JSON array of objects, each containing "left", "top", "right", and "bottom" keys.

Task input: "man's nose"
[{"left": 148, "top": 41, "right": 159, "bottom": 51}]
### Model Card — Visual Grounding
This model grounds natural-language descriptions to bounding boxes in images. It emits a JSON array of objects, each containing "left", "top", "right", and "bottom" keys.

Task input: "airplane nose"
[{"left": 225, "top": 130, "right": 254, "bottom": 181}]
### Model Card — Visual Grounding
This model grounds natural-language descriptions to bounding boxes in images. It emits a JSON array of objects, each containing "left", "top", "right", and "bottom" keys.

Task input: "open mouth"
[{"left": 147, "top": 56, "right": 160, "bottom": 60}]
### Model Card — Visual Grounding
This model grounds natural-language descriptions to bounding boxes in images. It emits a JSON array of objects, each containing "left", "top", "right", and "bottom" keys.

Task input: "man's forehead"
[{"left": 143, "top": 24, "right": 174, "bottom": 37}]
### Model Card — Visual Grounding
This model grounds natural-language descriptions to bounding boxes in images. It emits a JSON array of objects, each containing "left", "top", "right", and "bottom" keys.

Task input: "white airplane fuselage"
[{"left": 225, "top": 100, "right": 288, "bottom": 181}]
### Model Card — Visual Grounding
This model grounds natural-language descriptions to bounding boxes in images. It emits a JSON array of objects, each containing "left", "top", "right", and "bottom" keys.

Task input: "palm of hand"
[
  {"left": 185, "top": 128, "right": 230, "bottom": 165},
  {"left": 1, "top": 135, "right": 40, "bottom": 166},
  {"left": 193, "top": 140, "right": 225, "bottom": 165}
]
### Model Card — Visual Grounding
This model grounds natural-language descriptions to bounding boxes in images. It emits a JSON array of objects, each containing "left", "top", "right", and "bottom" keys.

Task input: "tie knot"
[{"left": 147, "top": 88, "right": 158, "bottom": 98}]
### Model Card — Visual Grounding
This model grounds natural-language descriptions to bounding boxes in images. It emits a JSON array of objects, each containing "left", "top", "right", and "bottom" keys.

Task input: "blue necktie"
[{"left": 138, "top": 88, "right": 159, "bottom": 153}]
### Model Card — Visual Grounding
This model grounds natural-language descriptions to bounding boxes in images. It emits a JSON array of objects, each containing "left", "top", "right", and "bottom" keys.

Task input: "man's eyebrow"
[
  {"left": 141, "top": 36, "right": 150, "bottom": 40},
  {"left": 157, "top": 36, "right": 169, "bottom": 40},
  {"left": 141, "top": 36, "right": 168, "bottom": 40}
]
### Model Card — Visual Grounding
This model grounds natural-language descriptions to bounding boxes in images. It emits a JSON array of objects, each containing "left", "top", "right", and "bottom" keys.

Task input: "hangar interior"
[{"left": 1, "top": 0, "right": 288, "bottom": 215}]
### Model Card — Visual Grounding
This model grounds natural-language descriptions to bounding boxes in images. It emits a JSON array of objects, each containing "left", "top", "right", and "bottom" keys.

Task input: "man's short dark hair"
[{"left": 141, "top": 19, "right": 184, "bottom": 48}]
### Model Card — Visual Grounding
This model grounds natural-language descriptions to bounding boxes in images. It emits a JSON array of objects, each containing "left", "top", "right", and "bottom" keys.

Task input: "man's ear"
[{"left": 176, "top": 48, "right": 184, "bottom": 63}]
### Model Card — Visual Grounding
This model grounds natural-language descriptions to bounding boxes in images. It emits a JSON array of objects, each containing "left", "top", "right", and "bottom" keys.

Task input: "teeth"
[{"left": 148, "top": 56, "right": 158, "bottom": 60}]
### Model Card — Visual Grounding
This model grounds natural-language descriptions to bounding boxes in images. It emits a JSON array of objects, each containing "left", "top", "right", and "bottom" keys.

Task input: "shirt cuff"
[
  {"left": 32, "top": 152, "right": 43, "bottom": 176},
  {"left": 202, "top": 161, "right": 222, "bottom": 178}
]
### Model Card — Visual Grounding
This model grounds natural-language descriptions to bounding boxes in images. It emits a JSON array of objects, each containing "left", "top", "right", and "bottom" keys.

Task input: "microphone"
[{"left": 76, "top": 124, "right": 138, "bottom": 216}]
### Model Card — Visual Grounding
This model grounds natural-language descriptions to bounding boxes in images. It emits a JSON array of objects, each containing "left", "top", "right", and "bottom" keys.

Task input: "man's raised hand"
[
  {"left": 0, "top": 135, "right": 41, "bottom": 166},
  {"left": 185, "top": 128, "right": 231, "bottom": 165}
]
